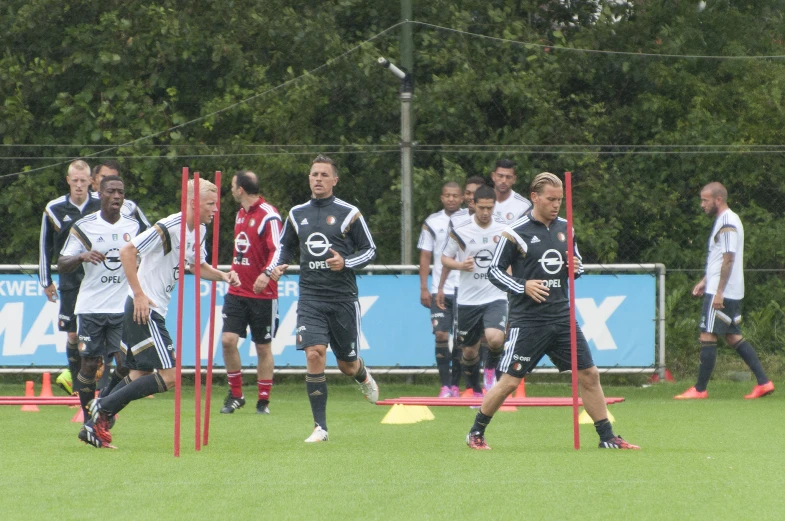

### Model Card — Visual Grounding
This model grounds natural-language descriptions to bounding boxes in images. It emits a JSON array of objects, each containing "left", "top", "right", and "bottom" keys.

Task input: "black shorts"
[
  {"left": 700, "top": 294, "right": 743, "bottom": 336},
  {"left": 58, "top": 288, "right": 79, "bottom": 333},
  {"left": 430, "top": 293, "right": 455, "bottom": 334},
  {"left": 120, "top": 296, "right": 175, "bottom": 372},
  {"left": 77, "top": 313, "right": 124, "bottom": 358},
  {"left": 222, "top": 293, "right": 279, "bottom": 344},
  {"left": 500, "top": 321, "right": 595, "bottom": 377},
  {"left": 456, "top": 299, "right": 507, "bottom": 348},
  {"left": 296, "top": 300, "right": 361, "bottom": 362}
]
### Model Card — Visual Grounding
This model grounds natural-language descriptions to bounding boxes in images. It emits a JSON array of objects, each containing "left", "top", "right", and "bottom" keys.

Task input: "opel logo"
[
  {"left": 234, "top": 232, "right": 250, "bottom": 254},
  {"left": 305, "top": 232, "right": 332, "bottom": 257},
  {"left": 102, "top": 248, "right": 122, "bottom": 271},
  {"left": 474, "top": 249, "right": 494, "bottom": 268},
  {"left": 538, "top": 248, "right": 564, "bottom": 275}
]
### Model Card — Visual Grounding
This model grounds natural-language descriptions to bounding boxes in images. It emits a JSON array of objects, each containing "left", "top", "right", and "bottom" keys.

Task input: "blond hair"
[
  {"left": 67, "top": 160, "right": 91, "bottom": 178},
  {"left": 187, "top": 178, "right": 218, "bottom": 200},
  {"left": 529, "top": 172, "right": 562, "bottom": 195}
]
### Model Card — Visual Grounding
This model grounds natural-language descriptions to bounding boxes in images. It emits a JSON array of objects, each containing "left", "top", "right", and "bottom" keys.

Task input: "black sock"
[
  {"left": 594, "top": 418, "right": 615, "bottom": 442},
  {"left": 74, "top": 372, "right": 96, "bottom": 425},
  {"left": 99, "top": 373, "right": 167, "bottom": 415},
  {"left": 353, "top": 358, "right": 367, "bottom": 384},
  {"left": 450, "top": 346, "right": 462, "bottom": 387},
  {"left": 66, "top": 343, "right": 80, "bottom": 381},
  {"left": 306, "top": 373, "right": 328, "bottom": 431},
  {"left": 734, "top": 340, "right": 769, "bottom": 385},
  {"left": 107, "top": 375, "right": 132, "bottom": 397},
  {"left": 695, "top": 342, "right": 717, "bottom": 392},
  {"left": 486, "top": 347, "right": 503, "bottom": 371},
  {"left": 471, "top": 411, "right": 493, "bottom": 435},
  {"left": 100, "top": 370, "right": 124, "bottom": 397},
  {"left": 435, "top": 341, "right": 451, "bottom": 387},
  {"left": 462, "top": 354, "right": 481, "bottom": 393}
]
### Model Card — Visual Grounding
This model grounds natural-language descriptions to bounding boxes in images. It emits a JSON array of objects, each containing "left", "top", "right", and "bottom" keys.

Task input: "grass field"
[{"left": 0, "top": 379, "right": 782, "bottom": 521}]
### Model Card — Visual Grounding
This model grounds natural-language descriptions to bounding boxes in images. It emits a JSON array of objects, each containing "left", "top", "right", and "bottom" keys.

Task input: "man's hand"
[
  {"left": 525, "top": 280, "right": 550, "bottom": 303},
  {"left": 459, "top": 257, "right": 474, "bottom": 272},
  {"left": 712, "top": 290, "right": 724, "bottom": 310},
  {"left": 253, "top": 272, "right": 270, "bottom": 294},
  {"left": 226, "top": 270, "right": 241, "bottom": 287},
  {"left": 435, "top": 289, "right": 447, "bottom": 310},
  {"left": 420, "top": 287, "right": 432, "bottom": 308},
  {"left": 81, "top": 250, "right": 106, "bottom": 265},
  {"left": 270, "top": 265, "right": 288, "bottom": 282},
  {"left": 44, "top": 283, "right": 58, "bottom": 303},
  {"left": 692, "top": 279, "right": 706, "bottom": 297},
  {"left": 326, "top": 249, "right": 344, "bottom": 271},
  {"left": 133, "top": 292, "right": 158, "bottom": 325}
]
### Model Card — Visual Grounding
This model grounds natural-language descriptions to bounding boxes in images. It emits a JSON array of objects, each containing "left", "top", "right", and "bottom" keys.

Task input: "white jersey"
[
  {"left": 131, "top": 212, "right": 207, "bottom": 317},
  {"left": 417, "top": 210, "right": 460, "bottom": 295},
  {"left": 493, "top": 190, "right": 532, "bottom": 225},
  {"left": 60, "top": 211, "right": 141, "bottom": 314},
  {"left": 442, "top": 216, "right": 508, "bottom": 306},
  {"left": 705, "top": 208, "right": 744, "bottom": 299}
]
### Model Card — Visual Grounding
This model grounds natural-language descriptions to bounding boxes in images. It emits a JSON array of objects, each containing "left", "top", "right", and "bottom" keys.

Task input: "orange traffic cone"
[
  {"left": 71, "top": 409, "right": 84, "bottom": 423},
  {"left": 39, "top": 372, "right": 54, "bottom": 398},
  {"left": 21, "top": 381, "right": 39, "bottom": 412},
  {"left": 514, "top": 378, "right": 526, "bottom": 398}
]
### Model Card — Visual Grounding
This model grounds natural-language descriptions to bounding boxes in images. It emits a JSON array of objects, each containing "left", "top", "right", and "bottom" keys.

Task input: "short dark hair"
[
  {"left": 99, "top": 175, "right": 124, "bottom": 191},
  {"left": 442, "top": 181, "right": 461, "bottom": 192},
  {"left": 465, "top": 176, "right": 486, "bottom": 187},
  {"left": 494, "top": 159, "right": 516, "bottom": 172},
  {"left": 473, "top": 185, "right": 496, "bottom": 203},
  {"left": 92, "top": 160, "right": 122, "bottom": 178},
  {"left": 234, "top": 170, "right": 259, "bottom": 195},
  {"left": 312, "top": 154, "right": 338, "bottom": 176}
]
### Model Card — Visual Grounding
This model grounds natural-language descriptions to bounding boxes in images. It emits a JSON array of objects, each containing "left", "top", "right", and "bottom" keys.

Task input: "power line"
[{"left": 413, "top": 21, "right": 785, "bottom": 60}]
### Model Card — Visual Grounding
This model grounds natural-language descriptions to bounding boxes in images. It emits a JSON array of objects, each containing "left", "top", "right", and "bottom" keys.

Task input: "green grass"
[{"left": 0, "top": 380, "right": 782, "bottom": 521}]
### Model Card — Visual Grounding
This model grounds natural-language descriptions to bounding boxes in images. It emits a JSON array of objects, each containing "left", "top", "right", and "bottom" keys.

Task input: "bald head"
[
  {"left": 700, "top": 182, "right": 729, "bottom": 218},
  {"left": 702, "top": 182, "right": 727, "bottom": 202}
]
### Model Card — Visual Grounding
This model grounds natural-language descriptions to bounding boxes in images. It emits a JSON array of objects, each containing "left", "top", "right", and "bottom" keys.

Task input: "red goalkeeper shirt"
[{"left": 228, "top": 197, "right": 282, "bottom": 300}]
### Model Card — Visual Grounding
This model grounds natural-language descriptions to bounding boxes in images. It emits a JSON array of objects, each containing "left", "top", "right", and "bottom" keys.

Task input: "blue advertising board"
[{"left": 0, "top": 273, "right": 655, "bottom": 368}]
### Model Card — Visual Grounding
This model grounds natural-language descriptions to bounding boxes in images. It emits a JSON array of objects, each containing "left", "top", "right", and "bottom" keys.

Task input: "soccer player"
[
  {"left": 39, "top": 160, "right": 101, "bottom": 394},
  {"left": 90, "top": 160, "right": 151, "bottom": 232},
  {"left": 417, "top": 181, "right": 462, "bottom": 398},
  {"left": 268, "top": 155, "right": 378, "bottom": 443},
  {"left": 57, "top": 176, "right": 140, "bottom": 444},
  {"left": 675, "top": 183, "right": 774, "bottom": 400},
  {"left": 86, "top": 178, "right": 240, "bottom": 448},
  {"left": 220, "top": 170, "right": 282, "bottom": 415},
  {"left": 437, "top": 175, "right": 488, "bottom": 393},
  {"left": 490, "top": 159, "right": 531, "bottom": 225},
  {"left": 466, "top": 172, "right": 639, "bottom": 450},
  {"left": 439, "top": 186, "right": 507, "bottom": 397}
]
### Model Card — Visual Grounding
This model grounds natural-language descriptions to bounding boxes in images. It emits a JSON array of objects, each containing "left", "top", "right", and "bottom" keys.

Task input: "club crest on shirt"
[
  {"left": 493, "top": 235, "right": 500, "bottom": 243},
  {"left": 557, "top": 232, "right": 566, "bottom": 242},
  {"left": 123, "top": 233, "right": 131, "bottom": 242},
  {"left": 506, "top": 212, "right": 514, "bottom": 221},
  {"left": 326, "top": 215, "right": 336, "bottom": 225}
]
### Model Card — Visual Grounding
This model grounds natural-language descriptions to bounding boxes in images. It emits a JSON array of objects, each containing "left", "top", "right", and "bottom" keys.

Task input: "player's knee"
[
  {"left": 727, "top": 335, "right": 743, "bottom": 348},
  {"left": 578, "top": 366, "right": 600, "bottom": 389},
  {"left": 305, "top": 348, "right": 325, "bottom": 365},
  {"left": 67, "top": 332, "right": 78, "bottom": 343},
  {"left": 486, "top": 333, "right": 505, "bottom": 351},
  {"left": 461, "top": 345, "right": 479, "bottom": 361},
  {"left": 221, "top": 333, "right": 239, "bottom": 351},
  {"left": 81, "top": 356, "right": 101, "bottom": 376},
  {"left": 255, "top": 343, "right": 272, "bottom": 358},
  {"left": 434, "top": 331, "right": 449, "bottom": 343}
]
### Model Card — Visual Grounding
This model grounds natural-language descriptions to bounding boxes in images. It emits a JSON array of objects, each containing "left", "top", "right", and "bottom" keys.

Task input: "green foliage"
[{"left": 1, "top": 0, "right": 784, "bottom": 368}]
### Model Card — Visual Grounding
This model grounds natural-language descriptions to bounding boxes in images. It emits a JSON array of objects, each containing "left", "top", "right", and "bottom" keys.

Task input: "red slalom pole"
[
  {"left": 174, "top": 167, "right": 189, "bottom": 457},
  {"left": 565, "top": 172, "right": 580, "bottom": 450},
  {"left": 193, "top": 172, "right": 202, "bottom": 452},
  {"left": 203, "top": 170, "right": 221, "bottom": 446}
]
